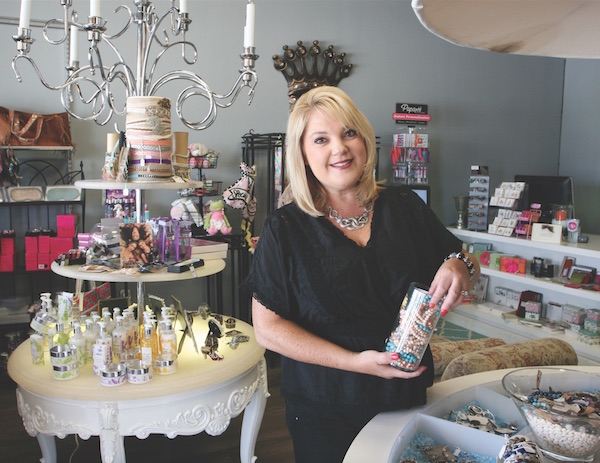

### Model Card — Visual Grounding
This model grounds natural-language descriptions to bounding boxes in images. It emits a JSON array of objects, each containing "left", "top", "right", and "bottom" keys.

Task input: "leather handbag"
[{"left": 0, "top": 107, "right": 72, "bottom": 147}]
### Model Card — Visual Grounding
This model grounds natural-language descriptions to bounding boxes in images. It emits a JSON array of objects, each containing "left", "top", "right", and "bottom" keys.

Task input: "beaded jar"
[{"left": 386, "top": 282, "right": 442, "bottom": 372}]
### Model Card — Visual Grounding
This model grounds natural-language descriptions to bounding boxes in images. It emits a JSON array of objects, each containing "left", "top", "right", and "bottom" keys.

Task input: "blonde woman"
[{"left": 244, "top": 86, "right": 479, "bottom": 463}]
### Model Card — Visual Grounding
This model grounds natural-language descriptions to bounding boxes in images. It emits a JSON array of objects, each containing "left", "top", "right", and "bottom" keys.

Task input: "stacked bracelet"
[{"left": 444, "top": 251, "right": 476, "bottom": 280}]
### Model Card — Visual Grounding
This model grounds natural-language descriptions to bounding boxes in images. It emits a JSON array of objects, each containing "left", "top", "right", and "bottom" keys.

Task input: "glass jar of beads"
[{"left": 385, "top": 282, "right": 442, "bottom": 372}]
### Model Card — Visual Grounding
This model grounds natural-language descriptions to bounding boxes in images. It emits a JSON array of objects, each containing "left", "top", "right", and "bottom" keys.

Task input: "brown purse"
[{"left": 0, "top": 107, "right": 72, "bottom": 147}]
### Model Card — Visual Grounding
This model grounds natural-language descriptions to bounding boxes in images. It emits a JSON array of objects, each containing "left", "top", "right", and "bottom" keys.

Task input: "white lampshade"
[{"left": 412, "top": 0, "right": 600, "bottom": 59}]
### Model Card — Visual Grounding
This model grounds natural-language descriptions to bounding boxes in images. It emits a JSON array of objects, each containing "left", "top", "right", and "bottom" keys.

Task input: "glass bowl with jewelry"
[{"left": 502, "top": 367, "right": 600, "bottom": 462}]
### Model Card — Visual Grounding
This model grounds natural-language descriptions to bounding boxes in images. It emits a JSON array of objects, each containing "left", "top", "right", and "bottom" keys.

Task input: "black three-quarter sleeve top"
[{"left": 243, "top": 186, "right": 462, "bottom": 411}]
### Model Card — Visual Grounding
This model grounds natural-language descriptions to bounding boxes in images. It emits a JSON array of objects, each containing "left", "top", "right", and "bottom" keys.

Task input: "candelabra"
[{"left": 11, "top": 0, "right": 258, "bottom": 130}]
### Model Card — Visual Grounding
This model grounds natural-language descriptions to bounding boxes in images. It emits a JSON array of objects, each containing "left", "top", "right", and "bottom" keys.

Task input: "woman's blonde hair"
[{"left": 283, "top": 86, "right": 382, "bottom": 216}]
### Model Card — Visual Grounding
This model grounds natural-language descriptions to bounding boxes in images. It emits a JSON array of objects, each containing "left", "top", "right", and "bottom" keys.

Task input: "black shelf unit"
[{"left": 0, "top": 147, "right": 85, "bottom": 306}]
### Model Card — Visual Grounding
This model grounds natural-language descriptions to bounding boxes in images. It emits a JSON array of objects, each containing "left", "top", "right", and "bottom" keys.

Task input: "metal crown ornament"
[{"left": 272, "top": 40, "right": 352, "bottom": 111}]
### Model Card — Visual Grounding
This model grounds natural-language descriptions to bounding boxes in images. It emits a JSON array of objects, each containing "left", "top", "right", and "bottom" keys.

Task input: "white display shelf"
[
  {"left": 51, "top": 259, "right": 225, "bottom": 283},
  {"left": 447, "top": 226, "right": 600, "bottom": 365},
  {"left": 449, "top": 226, "right": 600, "bottom": 306},
  {"left": 481, "top": 267, "right": 600, "bottom": 304},
  {"left": 449, "top": 227, "right": 600, "bottom": 263},
  {"left": 446, "top": 303, "right": 600, "bottom": 365}
]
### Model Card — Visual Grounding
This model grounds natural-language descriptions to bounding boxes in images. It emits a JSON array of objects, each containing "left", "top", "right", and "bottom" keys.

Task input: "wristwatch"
[{"left": 444, "top": 252, "right": 476, "bottom": 280}]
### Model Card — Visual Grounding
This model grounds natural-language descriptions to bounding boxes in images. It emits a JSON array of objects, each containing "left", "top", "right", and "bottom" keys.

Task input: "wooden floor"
[{"left": 0, "top": 357, "right": 294, "bottom": 463}]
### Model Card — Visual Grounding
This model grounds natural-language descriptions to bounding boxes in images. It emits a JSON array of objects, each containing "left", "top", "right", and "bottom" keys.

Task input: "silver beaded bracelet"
[{"left": 444, "top": 251, "right": 476, "bottom": 280}]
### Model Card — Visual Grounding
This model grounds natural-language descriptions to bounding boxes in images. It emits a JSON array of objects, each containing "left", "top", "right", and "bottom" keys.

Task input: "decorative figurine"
[{"left": 203, "top": 199, "right": 232, "bottom": 235}]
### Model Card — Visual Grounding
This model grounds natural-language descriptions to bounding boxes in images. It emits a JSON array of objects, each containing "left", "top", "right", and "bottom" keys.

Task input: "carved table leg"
[
  {"left": 240, "top": 357, "right": 270, "bottom": 463},
  {"left": 99, "top": 403, "right": 125, "bottom": 463},
  {"left": 37, "top": 433, "right": 57, "bottom": 463}
]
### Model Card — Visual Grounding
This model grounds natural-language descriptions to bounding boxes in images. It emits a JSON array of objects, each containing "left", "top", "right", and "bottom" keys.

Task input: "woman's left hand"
[{"left": 428, "top": 251, "right": 480, "bottom": 316}]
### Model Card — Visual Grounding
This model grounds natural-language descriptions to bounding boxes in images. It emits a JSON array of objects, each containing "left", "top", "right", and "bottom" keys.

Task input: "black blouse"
[{"left": 243, "top": 186, "right": 462, "bottom": 410}]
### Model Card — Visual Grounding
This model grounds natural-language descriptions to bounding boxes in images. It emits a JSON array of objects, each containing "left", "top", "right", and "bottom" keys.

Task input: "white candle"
[
  {"left": 243, "top": 1, "right": 255, "bottom": 48},
  {"left": 69, "top": 25, "right": 78, "bottom": 65},
  {"left": 90, "top": 0, "right": 101, "bottom": 17},
  {"left": 180, "top": 0, "right": 188, "bottom": 14},
  {"left": 19, "top": 0, "right": 32, "bottom": 30}
]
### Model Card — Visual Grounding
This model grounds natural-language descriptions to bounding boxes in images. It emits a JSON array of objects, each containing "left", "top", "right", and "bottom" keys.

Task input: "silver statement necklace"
[{"left": 327, "top": 201, "right": 373, "bottom": 231}]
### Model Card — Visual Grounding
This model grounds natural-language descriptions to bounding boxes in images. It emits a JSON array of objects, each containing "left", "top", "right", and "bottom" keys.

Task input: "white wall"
[{"left": 3, "top": 0, "right": 584, "bottom": 310}]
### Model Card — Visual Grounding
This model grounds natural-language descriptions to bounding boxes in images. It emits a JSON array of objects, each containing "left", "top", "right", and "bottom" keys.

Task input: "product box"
[
  {"left": 531, "top": 222, "right": 562, "bottom": 243},
  {"left": 25, "top": 253, "right": 38, "bottom": 271},
  {"left": 37, "top": 253, "right": 51, "bottom": 270},
  {"left": 546, "top": 301, "right": 564, "bottom": 322},
  {"left": 489, "top": 252, "right": 507, "bottom": 270},
  {"left": 25, "top": 235, "right": 38, "bottom": 254},
  {"left": 50, "top": 237, "right": 75, "bottom": 259},
  {"left": 56, "top": 214, "right": 78, "bottom": 228},
  {"left": 586, "top": 309, "right": 600, "bottom": 322},
  {"left": 493, "top": 286, "right": 508, "bottom": 306},
  {"left": 579, "top": 329, "right": 600, "bottom": 346},
  {"left": 568, "top": 322, "right": 582, "bottom": 332},
  {"left": 584, "top": 318, "right": 600, "bottom": 333},
  {"left": 119, "top": 223, "right": 154, "bottom": 269},
  {"left": 505, "top": 289, "right": 521, "bottom": 310},
  {"left": 499, "top": 256, "right": 527, "bottom": 275},
  {"left": 476, "top": 250, "right": 491, "bottom": 266},
  {"left": 73, "top": 282, "right": 111, "bottom": 314},
  {"left": 0, "top": 253, "right": 17, "bottom": 272},
  {"left": 468, "top": 242, "right": 493, "bottom": 254},
  {"left": 524, "top": 301, "right": 543, "bottom": 320},
  {"left": 517, "top": 290, "right": 543, "bottom": 318},
  {"left": 562, "top": 304, "right": 586, "bottom": 325},
  {"left": 57, "top": 226, "right": 76, "bottom": 238},
  {"left": 38, "top": 234, "right": 51, "bottom": 254},
  {"left": 77, "top": 232, "right": 92, "bottom": 250},
  {"left": 1, "top": 234, "right": 15, "bottom": 255}
]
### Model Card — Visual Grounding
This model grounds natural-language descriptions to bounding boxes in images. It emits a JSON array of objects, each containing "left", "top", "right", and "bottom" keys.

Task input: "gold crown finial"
[{"left": 273, "top": 40, "right": 353, "bottom": 110}]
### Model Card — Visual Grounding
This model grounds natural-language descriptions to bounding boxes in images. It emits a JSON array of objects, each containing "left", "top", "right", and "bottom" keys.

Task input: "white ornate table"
[{"left": 8, "top": 317, "right": 268, "bottom": 463}]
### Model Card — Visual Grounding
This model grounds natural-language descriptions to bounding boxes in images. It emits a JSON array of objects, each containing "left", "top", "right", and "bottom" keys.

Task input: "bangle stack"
[{"left": 444, "top": 251, "right": 475, "bottom": 280}]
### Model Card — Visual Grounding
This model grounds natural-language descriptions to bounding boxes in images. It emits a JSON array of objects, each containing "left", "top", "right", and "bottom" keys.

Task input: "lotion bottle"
[
  {"left": 159, "top": 318, "right": 177, "bottom": 359},
  {"left": 84, "top": 318, "right": 97, "bottom": 364},
  {"left": 140, "top": 323, "right": 156, "bottom": 367},
  {"left": 112, "top": 315, "right": 128, "bottom": 362},
  {"left": 69, "top": 320, "right": 86, "bottom": 366},
  {"left": 92, "top": 321, "right": 113, "bottom": 375}
]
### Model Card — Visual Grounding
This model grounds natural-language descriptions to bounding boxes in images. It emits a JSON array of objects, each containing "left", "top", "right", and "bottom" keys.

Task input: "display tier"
[
  {"left": 8, "top": 317, "right": 268, "bottom": 463},
  {"left": 75, "top": 179, "right": 203, "bottom": 191},
  {"left": 51, "top": 260, "right": 225, "bottom": 283},
  {"left": 448, "top": 227, "right": 600, "bottom": 365},
  {"left": 64, "top": 178, "right": 222, "bottom": 314}
]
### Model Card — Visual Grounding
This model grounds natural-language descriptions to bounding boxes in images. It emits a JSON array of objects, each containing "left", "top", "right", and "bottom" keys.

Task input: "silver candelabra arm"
[
  {"left": 11, "top": 0, "right": 258, "bottom": 130},
  {"left": 149, "top": 55, "right": 258, "bottom": 131}
]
